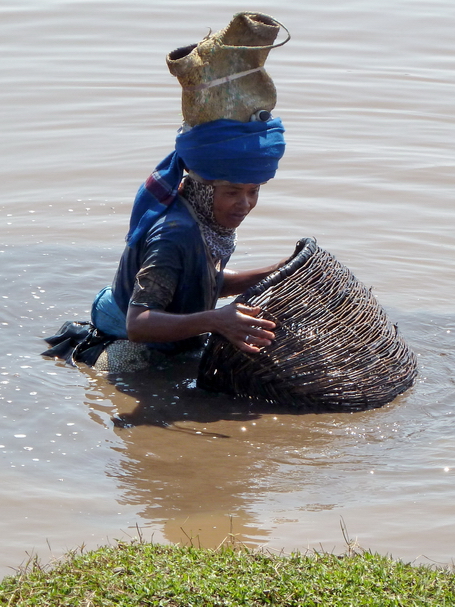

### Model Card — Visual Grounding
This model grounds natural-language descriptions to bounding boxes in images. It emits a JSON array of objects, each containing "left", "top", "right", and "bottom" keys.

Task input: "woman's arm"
[
  {"left": 126, "top": 302, "right": 276, "bottom": 353},
  {"left": 220, "top": 239, "right": 306, "bottom": 297},
  {"left": 220, "top": 259, "right": 287, "bottom": 297}
]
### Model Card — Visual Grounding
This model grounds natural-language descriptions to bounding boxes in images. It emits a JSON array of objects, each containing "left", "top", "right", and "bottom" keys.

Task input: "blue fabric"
[
  {"left": 126, "top": 117, "right": 285, "bottom": 247},
  {"left": 177, "top": 117, "right": 286, "bottom": 183},
  {"left": 91, "top": 285, "right": 128, "bottom": 339},
  {"left": 93, "top": 197, "right": 228, "bottom": 353},
  {"left": 126, "top": 160, "right": 185, "bottom": 247}
]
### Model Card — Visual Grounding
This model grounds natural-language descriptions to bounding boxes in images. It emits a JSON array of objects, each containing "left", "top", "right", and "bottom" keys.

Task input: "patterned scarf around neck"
[{"left": 181, "top": 177, "right": 237, "bottom": 263}]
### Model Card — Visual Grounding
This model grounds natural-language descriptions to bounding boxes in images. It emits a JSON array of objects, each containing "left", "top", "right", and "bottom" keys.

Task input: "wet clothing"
[
  {"left": 92, "top": 194, "right": 230, "bottom": 355},
  {"left": 43, "top": 116, "right": 286, "bottom": 369},
  {"left": 42, "top": 185, "right": 232, "bottom": 367}
]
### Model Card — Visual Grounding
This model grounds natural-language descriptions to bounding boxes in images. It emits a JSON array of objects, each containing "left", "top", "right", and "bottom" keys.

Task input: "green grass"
[{"left": 1, "top": 539, "right": 455, "bottom": 606}]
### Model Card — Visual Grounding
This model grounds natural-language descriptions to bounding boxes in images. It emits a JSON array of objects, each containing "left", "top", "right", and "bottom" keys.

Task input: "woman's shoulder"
[
  {"left": 145, "top": 197, "right": 202, "bottom": 245},
  {"left": 165, "top": 196, "right": 198, "bottom": 227}
]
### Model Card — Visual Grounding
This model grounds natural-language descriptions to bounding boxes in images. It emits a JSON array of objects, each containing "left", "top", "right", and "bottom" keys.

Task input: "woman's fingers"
[
  {"left": 243, "top": 325, "right": 275, "bottom": 342},
  {"left": 244, "top": 332, "right": 272, "bottom": 348},
  {"left": 212, "top": 303, "right": 276, "bottom": 353},
  {"left": 236, "top": 303, "right": 276, "bottom": 331},
  {"left": 234, "top": 304, "right": 276, "bottom": 352},
  {"left": 237, "top": 333, "right": 272, "bottom": 353}
]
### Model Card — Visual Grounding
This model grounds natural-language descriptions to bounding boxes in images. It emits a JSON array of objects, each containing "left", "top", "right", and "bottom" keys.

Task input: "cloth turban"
[{"left": 127, "top": 117, "right": 285, "bottom": 246}]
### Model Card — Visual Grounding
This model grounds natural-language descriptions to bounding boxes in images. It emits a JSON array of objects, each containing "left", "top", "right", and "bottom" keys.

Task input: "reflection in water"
[
  {"left": 107, "top": 352, "right": 257, "bottom": 432},
  {"left": 85, "top": 357, "right": 306, "bottom": 547},
  {"left": 81, "top": 311, "right": 455, "bottom": 557}
]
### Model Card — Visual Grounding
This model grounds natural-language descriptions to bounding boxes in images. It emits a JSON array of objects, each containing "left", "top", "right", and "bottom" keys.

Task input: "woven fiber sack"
[
  {"left": 197, "top": 238, "right": 418, "bottom": 411},
  {"left": 166, "top": 12, "right": 290, "bottom": 126}
]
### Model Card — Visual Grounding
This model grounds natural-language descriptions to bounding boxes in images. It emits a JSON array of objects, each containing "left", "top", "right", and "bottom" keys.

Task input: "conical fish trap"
[{"left": 197, "top": 238, "right": 418, "bottom": 411}]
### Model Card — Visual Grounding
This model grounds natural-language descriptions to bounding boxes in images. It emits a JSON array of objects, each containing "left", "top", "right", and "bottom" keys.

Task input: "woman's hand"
[
  {"left": 126, "top": 302, "right": 275, "bottom": 354},
  {"left": 211, "top": 302, "right": 276, "bottom": 353}
]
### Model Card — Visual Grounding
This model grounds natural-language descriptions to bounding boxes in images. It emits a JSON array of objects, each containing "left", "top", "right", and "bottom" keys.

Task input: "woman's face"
[{"left": 212, "top": 183, "right": 260, "bottom": 229}]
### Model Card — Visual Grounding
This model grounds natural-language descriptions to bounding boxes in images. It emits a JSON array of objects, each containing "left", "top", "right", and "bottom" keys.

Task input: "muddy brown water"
[{"left": 1, "top": 0, "right": 454, "bottom": 577}]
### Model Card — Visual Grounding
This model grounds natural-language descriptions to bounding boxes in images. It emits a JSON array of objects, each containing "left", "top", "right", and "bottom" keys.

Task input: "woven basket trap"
[{"left": 197, "top": 237, "right": 418, "bottom": 411}]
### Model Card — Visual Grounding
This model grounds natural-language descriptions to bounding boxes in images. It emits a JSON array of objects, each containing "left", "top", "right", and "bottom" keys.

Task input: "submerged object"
[
  {"left": 166, "top": 11, "right": 290, "bottom": 126},
  {"left": 197, "top": 238, "right": 418, "bottom": 411}
]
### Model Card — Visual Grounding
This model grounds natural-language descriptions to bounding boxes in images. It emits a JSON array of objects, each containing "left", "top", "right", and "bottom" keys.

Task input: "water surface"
[{"left": 0, "top": 0, "right": 454, "bottom": 576}]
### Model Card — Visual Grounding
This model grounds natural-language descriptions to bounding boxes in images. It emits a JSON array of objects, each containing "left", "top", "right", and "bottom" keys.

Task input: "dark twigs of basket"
[{"left": 197, "top": 237, "right": 418, "bottom": 411}]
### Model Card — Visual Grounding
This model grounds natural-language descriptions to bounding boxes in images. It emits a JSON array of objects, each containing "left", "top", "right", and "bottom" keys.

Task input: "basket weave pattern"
[{"left": 197, "top": 238, "right": 418, "bottom": 411}]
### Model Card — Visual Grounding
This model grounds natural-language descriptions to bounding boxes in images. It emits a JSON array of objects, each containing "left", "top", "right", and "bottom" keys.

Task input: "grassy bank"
[{"left": 1, "top": 540, "right": 455, "bottom": 606}]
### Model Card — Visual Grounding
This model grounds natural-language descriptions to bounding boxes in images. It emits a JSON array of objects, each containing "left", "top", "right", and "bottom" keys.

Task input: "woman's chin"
[{"left": 225, "top": 214, "right": 247, "bottom": 228}]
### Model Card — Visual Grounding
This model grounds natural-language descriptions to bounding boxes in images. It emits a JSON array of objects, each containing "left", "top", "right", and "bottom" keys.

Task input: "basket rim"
[{"left": 236, "top": 237, "right": 317, "bottom": 303}]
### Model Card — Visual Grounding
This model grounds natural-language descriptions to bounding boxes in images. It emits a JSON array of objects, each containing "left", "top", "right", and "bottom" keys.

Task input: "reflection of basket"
[{"left": 197, "top": 238, "right": 418, "bottom": 411}]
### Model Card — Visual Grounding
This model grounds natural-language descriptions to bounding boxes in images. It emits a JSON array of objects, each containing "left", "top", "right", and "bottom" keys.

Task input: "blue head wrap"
[{"left": 126, "top": 117, "right": 285, "bottom": 246}]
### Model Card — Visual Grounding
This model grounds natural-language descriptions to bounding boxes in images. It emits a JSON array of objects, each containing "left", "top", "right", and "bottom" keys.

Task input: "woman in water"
[{"left": 45, "top": 117, "right": 290, "bottom": 372}]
